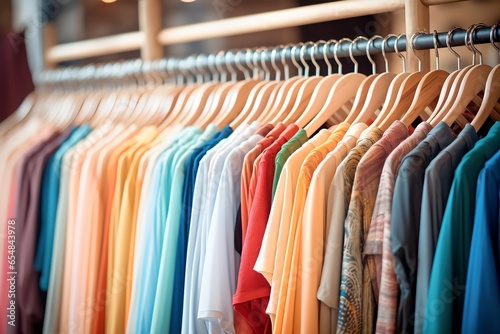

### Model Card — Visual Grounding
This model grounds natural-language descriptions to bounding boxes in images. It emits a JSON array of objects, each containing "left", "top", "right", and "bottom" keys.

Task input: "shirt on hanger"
[
  {"left": 42, "top": 125, "right": 92, "bottom": 334},
  {"left": 311, "top": 123, "right": 367, "bottom": 334},
  {"left": 59, "top": 125, "right": 114, "bottom": 334},
  {"left": 183, "top": 123, "right": 259, "bottom": 334},
  {"left": 254, "top": 129, "right": 331, "bottom": 327},
  {"left": 126, "top": 125, "right": 183, "bottom": 333},
  {"left": 271, "top": 128, "right": 308, "bottom": 199},
  {"left": 391, "top": 121, "right": 455, "bottom": 334},
  {"left": 241, "top": 124, "right": 286, "bottom": 242},
  {"left": 151, "top": 125, "right": 218, "bottom": 333},
  {"left": 414, "top": 123, "right": 477, "bottom": 333},
  {"left": 15, "top": 129, "right": 69, "bottom": 334},
  {"left": 233, "top": 124, "right": 298, "bottom": 334},
  {"left": 425, "top": 121, "right": 500, "bottom": 334},
  {"left": 126, "top": 126, "right": 200, "bottom": 334},
  {"left": 199, "top": 133, "right": 264, "bottom": 334},
  {"left": 335, "top": 126, "right": 384, "bottom": 334},
  {"left": 336, "top": 121, "right": 408, "bottom": 334},
  {"left": 171, "top": 125, "right": 233, "bottom": 334},
  {"left": 365, "top": 122, "right": 432, "bottom": 334},
  {"left": 79, "top": 124, "right": 130, "bottom": 334},
  {"left": 66, "top": 123, "right": 118, "bottom": 333},
  {"left": 34, "top": 125, "right": 83, "bottom": 291},
  {"left": 45, "top": 126, "right": 104, "bottom": 334},
  {"left": 90, "top": 124, "right": 140, "bottom": 334},
  {"left": 275, "top": 122, "right": 349, "bottom": 334},
  {"left": 462, "top": 148, "right": 500, "bottom": 333}
]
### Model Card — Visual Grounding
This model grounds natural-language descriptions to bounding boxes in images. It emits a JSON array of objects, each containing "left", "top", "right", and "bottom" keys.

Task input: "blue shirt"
[
  {"left": 425, "top": 122, "right": 500, "bottom": 334},
  {"left": 415, "top": 123, "right": 477, "bottom": 332},
  {"left": 170, "top": 125, "right": 232, "bottom": 334},
  {"left": 391, "top": 122, "right": 455, "bottom": 334},
  {"left": 462, "top": 149, "right": 500, "bottom": 333},
  {"left": 35, "top": 124, "right": 91, "bottom": 291}
]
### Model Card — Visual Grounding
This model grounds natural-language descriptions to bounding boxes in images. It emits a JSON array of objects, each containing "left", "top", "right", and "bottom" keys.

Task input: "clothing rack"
[
  {"left": 37, "top": 25, "right": 499, "bottom": 85},
  {"left": 43, "top": 0, "right": 471, "bottom": 72}
]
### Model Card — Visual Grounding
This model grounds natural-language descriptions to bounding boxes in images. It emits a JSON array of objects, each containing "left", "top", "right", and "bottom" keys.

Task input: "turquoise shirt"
[
  {"left": 151, "top": 124, "right": 218, "bottom": 332},
  {"left": 127, "top": 126, "right": 201, "bottom": 333}
]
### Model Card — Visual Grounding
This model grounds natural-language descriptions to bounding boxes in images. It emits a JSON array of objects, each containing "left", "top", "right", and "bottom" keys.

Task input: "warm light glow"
[
  {"left": 180, "top": 0, "right": 197, "bottom": 2},
  {"left": 102, "top": 0, "right": 117, "bottom": 3}
]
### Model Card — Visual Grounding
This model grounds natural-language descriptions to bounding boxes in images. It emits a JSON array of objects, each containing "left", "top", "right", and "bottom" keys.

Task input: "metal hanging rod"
[{"left": 37, "top": 24, "right": 499, "bottom": 85}]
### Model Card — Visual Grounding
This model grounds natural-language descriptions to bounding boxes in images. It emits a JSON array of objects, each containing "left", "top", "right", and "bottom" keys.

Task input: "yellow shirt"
[{"left": 106, "top": 126, "right": 159, "bottom": 334}]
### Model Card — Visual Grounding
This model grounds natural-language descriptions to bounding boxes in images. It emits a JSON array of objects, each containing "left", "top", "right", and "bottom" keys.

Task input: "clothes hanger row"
[{"left": 5, "top": 24, "right": 499, "bottom": 140}]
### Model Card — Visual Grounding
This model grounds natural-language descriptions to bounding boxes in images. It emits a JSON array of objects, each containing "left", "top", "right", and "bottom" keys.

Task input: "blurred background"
[{"left": 1, "top": 0, "right": 499, "bottom": 120}]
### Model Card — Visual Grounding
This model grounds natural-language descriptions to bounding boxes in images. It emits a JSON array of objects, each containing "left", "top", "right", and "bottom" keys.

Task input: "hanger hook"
[
  {"left": 366, "top": 35, "right": 382, "bottom": 75},
  {"left": 322, "top": 39, "right": 336, "bottom": 76},
  {"left": 271, "top": 45, "right": 283, "bottom": 81},
  {"left": 432, "top": 30, "right": 440, "bottom": 70},
  {"left": 252, "top": 48, "right": 264, "bottom": 80},
  {"left": 446, "top": 27, "right": 463, "bottom": 70},
  {"left": 334, "top": 38, "right": 351, "bottom": 74},
  {"left": 311, "top": 40, "right": 323, "bottom": 76},
  {"left": 490, "top": 22, "right": 500, "bottom": 55},
  {"left": 410, "top": 32, "right": 424, "bottom": 72},
  {"left": 215, "top": 50, "right": 227, "bottom": 83},
  {"left": 382, "top": 34, "right": 396, "bottom": 73},
  {"left": 291, "top": 43, "right": 304, "bottom": 76},
  {"left": 300, "top": 41, "right": 314, "bottom": 77},
  {"left": 261, "top": 47, "right": 271, "bottom": 81},
  {"left": 395, "top": 33, "right": 406, "bottom": 73},
  {"left": 350, "top": 36, "right": 368, "bottom": 73},
  {"left": 226, "top": 50, "right": 238, "bottom": 81},
  {"left": 235, "top": 49, "right": 251, "bottom": 80},
  {"left": 470, "top": 23, "right": 488, "bottom": 64},
  {"left": 464, "top": 24, "right": 479, "bottom": 65},
  {"left": 281, "top": 43, "right": 294, "bottom": 80},
  {"left": 197, "top": 56, "right": 207, "bottom": 84}
]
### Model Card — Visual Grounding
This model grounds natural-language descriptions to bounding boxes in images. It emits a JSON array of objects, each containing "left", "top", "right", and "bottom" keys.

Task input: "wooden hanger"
[
  {"left": 280, "top": 41, "right": 331, "bottom": 125},
  {"left": 300, "top": 39, "right": 366, "bottom": 135},
  {"left": 209, "top": 49, "right": 262, "bottom": 127},
  {"left": 401, "top": 31, "right": 450, "bottom": 127},
  {"left": 372, "top": 33, "right": 422, "bottom": 131},
  {"left": 257, "top": 43, "right": 307, "bottom": 124},
  {"left": 270, "top": 41, "right": 324, "bottom": 124},
  {"left": 469, "top": 24, "right": 500, "bottom": 131},
  {"left": 435, "top": 24, "right": 493, "bottom": 126},
  {"left": 470, "top": 64, "right": 500, "bottom": 130},
  {"left": 231, "top": 46, "right": 284, "bottom": 127},
  {"left": 294, "top": 40, "right": 343, "bottom": 128},
  {"left": 343, "top": 36, "right": 382, "bottom": 124},
  {"left": 427, "top": 27, "right": 471, "bottom": 124}
]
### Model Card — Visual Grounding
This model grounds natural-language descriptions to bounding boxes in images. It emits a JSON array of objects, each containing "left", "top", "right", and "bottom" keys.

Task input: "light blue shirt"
[{"left": 151, "top": 124, "right": 219, "bottom": 332}]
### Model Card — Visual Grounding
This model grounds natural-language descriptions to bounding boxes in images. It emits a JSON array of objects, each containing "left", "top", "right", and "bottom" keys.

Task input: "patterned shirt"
[
  {"left": 366, "top": 122, "right": 432, "bottom": 334},
  {"left": 336, "top": 127, "right": 384, "bottom": 334}
]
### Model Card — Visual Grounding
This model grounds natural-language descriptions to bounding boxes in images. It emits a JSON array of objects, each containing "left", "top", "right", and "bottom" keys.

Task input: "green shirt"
[{"left": 272, "top": 129, "right": 308, "bottom": 199}]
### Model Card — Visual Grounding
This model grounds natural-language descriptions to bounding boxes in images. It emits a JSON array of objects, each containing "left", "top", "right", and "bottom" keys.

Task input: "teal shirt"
[
  {"left": 128, "top": 126, "right": 201, "bottom": 334},
  {"left": 424, "top": 122, "right": 500, "bottom": 334},
  {"left": 272, "top": 129, "right": 308, "bottom": 199},
  {"left": 36, "top": 124, "right": 91, "bottom": 291},
  {"left": 151, "top": 124, "right": 219, "bottom": 332}
]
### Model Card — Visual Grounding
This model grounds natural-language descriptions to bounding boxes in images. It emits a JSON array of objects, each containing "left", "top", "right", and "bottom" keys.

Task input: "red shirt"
[{"left": 234, "top": 124, "right": 299, "bottom": 333}]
